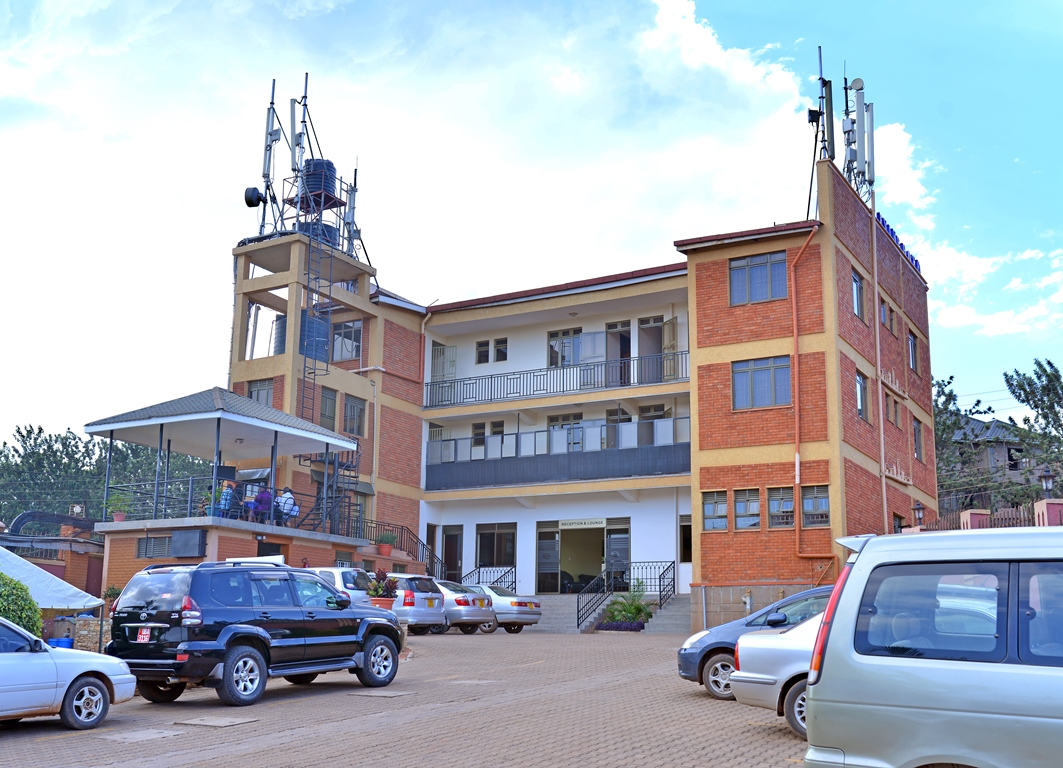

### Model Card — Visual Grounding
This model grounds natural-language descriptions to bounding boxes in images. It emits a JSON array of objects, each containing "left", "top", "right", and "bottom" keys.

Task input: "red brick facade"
[
  {"left": 381, "top": 319, "right": 424, "bottom": 405},
  {"left": 377, "top": 405, "right": 423, "bottom": 488},
  {"left": 832, "top": 171, "right": 872, "bottom": 270}
]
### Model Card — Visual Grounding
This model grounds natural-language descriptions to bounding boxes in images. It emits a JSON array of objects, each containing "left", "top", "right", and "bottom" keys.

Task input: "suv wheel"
[
  {"left": 703, "top": 652, "right": 736, "bottom": 701},
  {"left": 355, "top": 634, "right": 398, "bottom": 687},
  {"left": 216, "top": 645, "right": 267, "bottom": 706},
  {"left": 137, "top": 681, "right": 186, "bottom": 703},
  {"left": 60, "top": 676, "right": 109, "bottom": 730}
]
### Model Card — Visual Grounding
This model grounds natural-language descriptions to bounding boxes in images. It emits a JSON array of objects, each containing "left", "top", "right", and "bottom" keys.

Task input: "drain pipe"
[{"left": 789, "top": 224, "right": 840, "bottom": 580}]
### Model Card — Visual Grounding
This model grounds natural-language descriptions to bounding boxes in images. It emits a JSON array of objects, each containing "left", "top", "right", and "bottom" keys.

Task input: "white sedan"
[
  {"left": 729, "top": 613, "right": 823, "bottom": 739},
  {"left": 0, "top": 616, "right": 136, "bottom": 729},
  {"left": 466, "top": 584, "right": 542, "bottom": 633}
]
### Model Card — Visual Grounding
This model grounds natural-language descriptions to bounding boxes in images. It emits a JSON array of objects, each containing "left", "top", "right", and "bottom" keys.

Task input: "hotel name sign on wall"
[{"left": 559, "top": 518, "right": 607, "bottom": 529}]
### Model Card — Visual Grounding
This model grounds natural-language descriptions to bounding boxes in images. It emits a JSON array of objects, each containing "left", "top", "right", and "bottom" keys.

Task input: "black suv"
[{"left": 106, "top": 561, "right": 403, "bottom": 706}]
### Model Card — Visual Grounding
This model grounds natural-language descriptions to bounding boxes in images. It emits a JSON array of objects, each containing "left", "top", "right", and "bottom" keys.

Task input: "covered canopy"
[
  {"left": 0, "top": 546, "right": 104, "bottom": 610},
  {"left": 84, "top": 387, "right": 360, "bottom": 460}
]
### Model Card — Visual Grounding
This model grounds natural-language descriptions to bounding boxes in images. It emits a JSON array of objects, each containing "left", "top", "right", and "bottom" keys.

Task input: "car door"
[
  {"left": 0, "top": 624, "right": 59, "bottom": 717},
  {"left": 248, "top": 572, "right": 304, "bottom": 664},
  {"left": 292, "top": 574, "right": 361, "bottom": 662}
]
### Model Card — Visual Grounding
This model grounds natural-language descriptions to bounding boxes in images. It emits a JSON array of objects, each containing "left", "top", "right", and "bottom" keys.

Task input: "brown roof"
[
  {"left": 673, "top": 220, "right": 821, "bottom": 251},
  {"left": 430, "top": 261, "right": 688, "bottom": 313}
]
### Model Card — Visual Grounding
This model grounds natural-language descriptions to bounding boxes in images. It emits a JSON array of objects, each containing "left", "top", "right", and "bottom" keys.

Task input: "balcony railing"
[
  {"left": 424, "top": 351, "right": 689, "bottom": 408},
  {"left": 425, "top": 418, "right": 690, "bottom": 490}
]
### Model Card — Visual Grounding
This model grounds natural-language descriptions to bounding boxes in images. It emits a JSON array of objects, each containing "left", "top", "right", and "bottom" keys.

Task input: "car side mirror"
[
  {"left": 328, "top": 595, "right": 351, "bottom": 609},
  {"left": 765, "top": 612, "right": 788, "bottom": 627},
  {"left": 32, "top": 638, "right": 47, "bottom": 652}
]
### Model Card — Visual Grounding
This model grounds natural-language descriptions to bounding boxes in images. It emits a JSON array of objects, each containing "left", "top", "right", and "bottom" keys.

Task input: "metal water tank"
[
  {"left": 272, "top": 311, "right": 329, "bottom": 363},
  {"left": 295, "top": 220, "right": 340, "bottom": 247}
]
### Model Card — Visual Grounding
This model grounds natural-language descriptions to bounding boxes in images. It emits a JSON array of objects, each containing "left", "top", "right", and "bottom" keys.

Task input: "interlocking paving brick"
[{"left": 174, "top": 716, "right": 258, "bottom": 727}]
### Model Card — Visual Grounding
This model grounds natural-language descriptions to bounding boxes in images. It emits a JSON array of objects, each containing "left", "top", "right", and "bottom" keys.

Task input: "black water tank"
[
  {"left": 301, "top": 158, "right": 337, "bottom": 198},
  {"left": 295, "top": 220, "right": 340, "bottom": 247}
]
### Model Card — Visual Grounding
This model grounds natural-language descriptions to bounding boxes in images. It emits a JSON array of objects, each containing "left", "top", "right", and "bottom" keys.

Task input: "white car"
[
  {"left": 729, "top": 613, "right": 823, "bottom": 739},
  {"left": 0, "top": 616, "right": 136, "bottom": 729},
  {"left": 467, "top": 584, "right": 542, "bottom": 633}
]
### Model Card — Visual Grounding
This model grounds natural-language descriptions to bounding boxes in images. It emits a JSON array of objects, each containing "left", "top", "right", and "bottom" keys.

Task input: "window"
[
  {"left": 475, "top": 340, "right": 490, "bottom": 365},
  {"left": 854, "top": 562, "right": 1007, "bottom": 662},
  {"left": 476, "top": 522, "right": 517, "bottom": 567},
  {"left": 1007, "top": 446, "right": 1024, "bottom": 472},
  {"left": 768, "top": 487, "right": 795, "bottom": 528},
  {"left": 852, "top": 270, "right": 865, "bottom": 319},
  {"left": 606, "top": 408, "right": 631, "bottom": 423},
  {"left": 320, "top": 387, "right": 337, "bottom": 431},
  {"left": 548, "top": 413, "right": 583, "bottom": 428},
  {"left": 729, "top": 251, "right": 787, "bottom": 305},
  {"left": 547, "top": 327, "right": 582, "bottom": 367},
  {"left": 856, "top": 372, "right": 870, "bottom": 420},
  {"left": 332, "top": 320, "right": 362, "bottom": 363},
  {"left": 732, "top": 357, "right": 791, "bottom": 409},
  {"left": 893, "top": 515, "right": 905, "bottom": 534},
  {"left": 248, "top": 379, "right": 273, "bottom": 408},
  {"left": 913, "top": 418, "right": 924, "bottom": 461},
  {"left": 908, "top": 332, "right": 919, "bottom": 373},
  {"left": 209, "top": 572, "right": 251, "bottom": 606},
  {"left": 802, "top": 486, "right": 830, "bottom": 527},
  {"left": 494, "top": 338, "right": 508, "bottom": 362},
  {"left": 344, "top": 395, "right": 366, "bottom": 436},
  {"left": 734, "top": 489, "right": 761, "bottom": 529},
  {"left": 639, "top": 404, "right": 666, "bottom": 420},
  {"left": 472, "top": 422, "right": 486, "bottom": 448},
  {"left": 880, "top": 300, "right": 895, "bottom": 333},
  {"left": 136, "top": 536, "right": 172, "bottom": 559},
  {"left": 703, "top": 491, "right": 728, "bottom": 531},
  {"left": 884, "top": 393, "right": 892, "bottom": 425},
  {"left": 748, "top": 593, "right": 830, "bottom": 627},
  {"left": 1020, "top": 562, "right": 1063, "bottom": 666}
]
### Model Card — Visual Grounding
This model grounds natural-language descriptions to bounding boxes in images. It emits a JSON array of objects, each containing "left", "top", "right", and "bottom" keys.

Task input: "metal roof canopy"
[{"left": 84, "top": 387, "right": 359, "bottom": 460}]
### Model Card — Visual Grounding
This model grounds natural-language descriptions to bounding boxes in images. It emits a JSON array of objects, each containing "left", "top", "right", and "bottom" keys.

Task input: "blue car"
[{"left": 677, "top": 586, "right": 832, "bottom": 700}]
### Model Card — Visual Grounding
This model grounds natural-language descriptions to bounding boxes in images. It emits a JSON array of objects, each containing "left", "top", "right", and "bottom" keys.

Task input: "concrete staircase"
[
  {"left": 644, "top": 593, "right": 692, "bottom": 634},
  {"left": 522, "top": 593, "right": 693, "bottom": 634}
]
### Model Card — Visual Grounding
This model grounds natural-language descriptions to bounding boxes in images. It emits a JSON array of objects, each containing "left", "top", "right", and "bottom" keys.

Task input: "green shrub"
[
  {"left": 376, "top": 530, "right": 398, "bottom": 546},
  {"left": 601, "top": 578, "right": 653, "bottom": 624},
  {"left": 0, "top": 572, "right": 42, "bottom": 636}
]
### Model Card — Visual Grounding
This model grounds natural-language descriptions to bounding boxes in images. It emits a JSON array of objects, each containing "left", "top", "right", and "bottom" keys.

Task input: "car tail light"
[
  {"left": 180, "top": 595, "right": 203, "bottom": 627},
  {"left": 808, "top": 562, "right": 852, "bottom": 685},
  {"left": 340, "top": 590, "right": 351, "bottom": 599},
  {"left": 485, "top": 597, "right": 492, "bottom": 607},
  {"left": 454, "top": 596, "right": 470, "bottom": 606},
  {"left": 403, "top": 590, "right": 415, "bottom": 607},
  {"left": 176, "top": 653, "right": 189, "bottom": 662}
]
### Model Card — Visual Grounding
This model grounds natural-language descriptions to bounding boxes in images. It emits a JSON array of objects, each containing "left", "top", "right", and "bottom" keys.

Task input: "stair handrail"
[
  {"left": 576, "top": 571, "right": 613, "bottom": 629},
  {"left": 461, "top": 566, "right": 516, "bottom": 590}
]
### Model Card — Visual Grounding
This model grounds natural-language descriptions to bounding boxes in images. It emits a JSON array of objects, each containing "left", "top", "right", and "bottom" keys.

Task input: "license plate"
[
  {"left": 476, "top": 599, "right": 485, "bottom": 607},
  {"left": 426, "top": 599, "right": 436, "bottom": 608},
  {"left": 136, "top": 627, "right": 151, "bottom": 643}
]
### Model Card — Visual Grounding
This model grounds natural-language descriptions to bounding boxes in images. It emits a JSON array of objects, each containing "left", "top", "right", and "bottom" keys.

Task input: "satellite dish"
[{"left": 851, "top": 77, "right": 864, "bottom": 90}]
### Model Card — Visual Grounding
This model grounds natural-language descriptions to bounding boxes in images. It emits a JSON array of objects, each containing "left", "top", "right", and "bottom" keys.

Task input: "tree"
[
  {"left": 0, "top": 572, "right": 42, "bottom": 636},
  {"left": 1004, "top": 358, "right": 1063, "bottom": 472},
  {"left": 934, "top": 377, "right": 1000, "bottom": 512}
]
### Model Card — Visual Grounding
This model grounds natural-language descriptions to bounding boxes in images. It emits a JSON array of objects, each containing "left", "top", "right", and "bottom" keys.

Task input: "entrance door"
[
  {"left": 443, "top": 525, "right": 463, "bottom": 581},
  {"left": 638, "top": 316, "right": 664, "bottom": 384},
  {"left": 536, "top": 530, "right": 560, "bottom": 594},
  {"left": 605, "top": 528, "right": 630, "bottom": 591},
  {"left": 606, "top": 320, "right": 631, "bottom": 386}
]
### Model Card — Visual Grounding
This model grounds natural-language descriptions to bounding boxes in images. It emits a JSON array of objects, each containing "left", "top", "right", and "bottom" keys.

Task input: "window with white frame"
[
  {"left": 908, "top": 332, "right": 919, "bottom": 373},
  {"left": 729, "top": 251, "right": 787, "bottom": 305},
  {"left": 802, "top": 486, "right": 830, "bottom": 527},
  {"left": 547, "top": 328, "right": 582, "bottom": 368},
  {"left": 733, "top": 357, "right": 791, "bottom": 409},
  {"left": 734, "top": 489, "right": 761, "bottom": 529},
  {"left": 494, "top": 338, "right": 508, "bottom": 362},
  {"left": 248, "top": 379, "right": 273, "bottom": 408},
  {"left": 856, "top": 372, "right": 869, "bottom": 421},
  {"left": 703, "top": 491, "right": 728, "bottom": 531},
  {"left": 768, "top": 487, "right": 795, "bottom": 528},
  {"left": 913, "top": 418, "right": 924, "bottom": 461},
  {"left": 852, "top": 270, "right": 865, "bottom": 319},
  {"left": 332, "top": 320, "right": 362, "bottom": 363},
  {"left": 475, "top": 340, "right": 490, "bottom": 365}
]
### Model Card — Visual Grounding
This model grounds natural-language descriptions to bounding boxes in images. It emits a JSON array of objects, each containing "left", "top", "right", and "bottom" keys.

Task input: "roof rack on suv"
[{"left": 140, "top": 561, "right": 290, "bottom": 572}]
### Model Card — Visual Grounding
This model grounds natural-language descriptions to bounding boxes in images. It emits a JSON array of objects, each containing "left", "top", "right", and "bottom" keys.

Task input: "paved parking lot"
[{"left": 2, "top": 631, "right": 806, "bottom": 768}]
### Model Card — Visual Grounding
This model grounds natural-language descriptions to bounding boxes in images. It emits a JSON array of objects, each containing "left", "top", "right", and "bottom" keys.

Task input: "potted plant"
[
  {"left": 104, "top": 493, "right": 132, "bottom": 523},
  {"left": 367, "top": 568, "right": 398, "bottom": 610},
  {"left": 376, "top": 530, "right": 398, "bottom": 557}
]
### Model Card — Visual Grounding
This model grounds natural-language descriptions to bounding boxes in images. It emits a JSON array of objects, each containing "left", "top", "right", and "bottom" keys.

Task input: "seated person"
[
  {"left": 251, "top": 487, "right": 273, "bottom": 523},
  {"left": 276, "top": 487, "right": 299, "bottom": 526},
  {"left": 217, "top": 482, "right": 234, "bottom": 516}
]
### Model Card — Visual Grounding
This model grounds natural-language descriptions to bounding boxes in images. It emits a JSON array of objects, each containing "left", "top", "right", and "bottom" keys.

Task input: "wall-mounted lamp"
[
  {"left": 1038, "top": 465, "right": 1056, "bottom": 499},
  {"left": 255, "top": 534, "right": 266, "bottom": 541},
  {"left": 912, "top": 500, "right": 925, "bottom": 525}
]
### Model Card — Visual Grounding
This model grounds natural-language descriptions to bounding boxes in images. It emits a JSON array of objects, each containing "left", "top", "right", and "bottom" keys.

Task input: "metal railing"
[
  {"left": 425, "top": 351, "right": 689, "bottom": 407},
  {"left": 427, "top": 417, "right": 691, "bottom": 465},
  {"left": 461, "top": 566, "right": 516, "bottom": 590},
  {"left": 350, "top": 518, "right": 446, "bottom": 579},
  {"left": 925, "top": 504, "right": 1038, "bottom": 532},
  {"left": 575, "top": 560, "right": 676, "bottom": 629}
]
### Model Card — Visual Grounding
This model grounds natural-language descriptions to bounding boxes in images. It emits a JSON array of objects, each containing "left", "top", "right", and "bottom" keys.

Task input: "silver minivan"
[{"left": 805, "top": 527, "right": 1063, "bottom": 768}]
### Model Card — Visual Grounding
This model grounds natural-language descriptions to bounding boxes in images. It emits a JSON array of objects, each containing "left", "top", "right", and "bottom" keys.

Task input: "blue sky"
[{"left": 0, "top": 0, "right": 1059, "bottom": 436}]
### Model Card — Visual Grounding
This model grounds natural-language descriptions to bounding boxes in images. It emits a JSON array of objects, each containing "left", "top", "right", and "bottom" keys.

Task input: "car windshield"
[
  {"left": 488, "top": 586, "right": 520, "bottom": 598},
  {"left": 345, "top": 570, "right": 371, "bottom": 590},
  {"left": 115, "top": 571, "right": 192, "bottom": 612},
  {"left": 405, "top": 577, "right": 441, "bottom": 594},
  {"left": 439, "top": 581, "right": 476, "bottom": 594}
]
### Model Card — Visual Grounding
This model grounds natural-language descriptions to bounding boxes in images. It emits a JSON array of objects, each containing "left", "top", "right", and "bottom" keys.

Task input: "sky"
[{"left": 0, "top": 0, "right": 1060, "bottom": 439}]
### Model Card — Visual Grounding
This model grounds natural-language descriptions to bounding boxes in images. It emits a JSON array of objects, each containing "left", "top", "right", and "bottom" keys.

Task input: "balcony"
[
  {"left": 424, "top": 351, "right": 689, "bottom": 408},
  {"left": 425, "top": 418, "right": 690, "bottom": 491}
]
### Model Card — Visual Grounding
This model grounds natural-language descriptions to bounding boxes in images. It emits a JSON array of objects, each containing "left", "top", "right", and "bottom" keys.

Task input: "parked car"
[
  {"left": 0, "top": 616, "right": 136, "bottom": 729},
  {"left": 389, "top": 573, "right": 447, "bottom": 635},
  {"left": 305, "top": 566, "right": 372, "bottom": 605},
  {"left": 678, "top": 585, "right": 832, "bottom": 700},
  {"left": 730, "top": 613, "right": 823, "bottom": 738},
  {"left": 107, "top": 560, "right": 402, "bottom": 706},
  {"left": 432, "top": 580, "right": 496, "bottom": 634},
  {"left": 805, "top": 528, "right": 1063, "bottom": 768},
  {"left": 467, "top": 584, "right": 542, "bottom": 633}
]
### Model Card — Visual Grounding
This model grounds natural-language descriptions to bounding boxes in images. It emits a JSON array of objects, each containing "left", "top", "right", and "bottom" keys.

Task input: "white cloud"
[
  {"left": 935, "top": 301, "right": 1061, "bottom": 337},
  {"left": 874, "top": 122, "right": 939, "bottom": 211},
  {"left": 1003, "top": 277, "right": 1026, "bottom": 291}
]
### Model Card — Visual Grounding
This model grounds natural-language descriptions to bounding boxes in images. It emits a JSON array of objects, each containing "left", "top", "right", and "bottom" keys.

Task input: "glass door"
[{"left": 536, "top": 530, "right": 560, "bottom": 593}]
